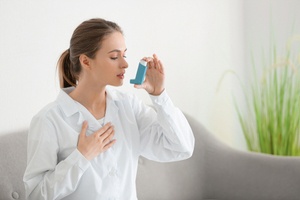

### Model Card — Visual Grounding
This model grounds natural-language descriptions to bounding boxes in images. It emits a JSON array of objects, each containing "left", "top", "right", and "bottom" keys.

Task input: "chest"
[{"left": 56, "top": 108, "right": 141, "bottom": 164}]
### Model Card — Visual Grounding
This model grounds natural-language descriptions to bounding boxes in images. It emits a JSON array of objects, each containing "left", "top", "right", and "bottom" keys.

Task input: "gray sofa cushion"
[{"left": 136, "top": 114, "right": 300, "bottom": 200}]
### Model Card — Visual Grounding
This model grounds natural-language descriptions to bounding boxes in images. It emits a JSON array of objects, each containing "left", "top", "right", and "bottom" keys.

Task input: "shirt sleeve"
[
  {"left": 134, "top": 90, "right": 195, "bottom": 162},
  {"left": 23, "top": 114, "right": 91, "bottom": 200}
]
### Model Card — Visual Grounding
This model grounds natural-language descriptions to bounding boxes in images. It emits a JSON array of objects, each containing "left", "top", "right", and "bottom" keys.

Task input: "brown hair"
[{"left": 57, "top": 18, "right": 123, "bottom": 88}]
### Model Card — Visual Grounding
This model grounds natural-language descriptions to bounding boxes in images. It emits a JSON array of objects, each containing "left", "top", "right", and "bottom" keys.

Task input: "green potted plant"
[{"left": 235, "top": 36, "right": 300, "bottom": 156}]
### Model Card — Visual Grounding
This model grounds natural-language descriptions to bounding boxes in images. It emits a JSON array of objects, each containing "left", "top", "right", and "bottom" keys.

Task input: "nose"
[{"left": 121, "top": 57, "right": 128, "bottom": 69}]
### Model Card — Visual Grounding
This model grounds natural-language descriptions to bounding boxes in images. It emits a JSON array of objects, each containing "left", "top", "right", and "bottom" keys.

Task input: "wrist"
[{"left": 149, "top": 88, "right": 165, "bottom": 96}]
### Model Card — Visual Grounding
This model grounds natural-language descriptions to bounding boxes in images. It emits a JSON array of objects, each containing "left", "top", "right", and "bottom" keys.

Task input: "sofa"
[{"left": 1, "top": 114, "right": 300, "bottom": 200}]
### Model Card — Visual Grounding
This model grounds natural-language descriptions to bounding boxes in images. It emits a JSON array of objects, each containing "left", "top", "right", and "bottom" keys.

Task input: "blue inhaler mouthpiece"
[{"left": 130, "top": 60, "right": 148, "bottom": 85}]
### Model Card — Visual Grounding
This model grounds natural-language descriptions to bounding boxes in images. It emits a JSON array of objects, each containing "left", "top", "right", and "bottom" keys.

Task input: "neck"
[{"left": 69, "top": 82, "right": 107, "bottom": 119}]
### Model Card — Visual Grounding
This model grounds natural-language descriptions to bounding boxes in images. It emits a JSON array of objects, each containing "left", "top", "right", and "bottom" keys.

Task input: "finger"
[
  {"left": 153, "top": 54, "right": 159, "bottom": 69},
  {"left": 97, "top": 122, "right": 112, "bottom": 136},
  {"left": 142, "top": 57, "right": 153, "bottom": 63},
  {"left": 102, "top": 130, "right": 115, "bottom": 144},
  {"left": 103, "top": 122, "right": 112, "bottom": 127},
  {"left": 80, "top": 121, "right": 88, "bottom": 138},
  {"left": 157, "top": 60, "right": 164, "bottom": 74},
  {"left": 148, "top": 60, "right": 154, "bottom": 69},
  {"left": 100, "top": 126, "right": 114, "bottom": 140},
  {"left": 102, "top": 139, "right": 116, "bottom": 152}
]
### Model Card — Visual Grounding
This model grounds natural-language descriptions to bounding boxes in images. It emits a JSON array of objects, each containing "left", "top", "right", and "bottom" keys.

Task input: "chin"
[{"left": 109, "top": 82, "right": 123, "bottom": 87}]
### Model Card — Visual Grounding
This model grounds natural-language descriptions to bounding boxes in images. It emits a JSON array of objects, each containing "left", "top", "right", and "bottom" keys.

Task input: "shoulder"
[
  {"left": 28, "top": 101, "right": 61, "bottom": 142},
  {"left": 31, "top": 101, "right": 61, "bottom": 126}
]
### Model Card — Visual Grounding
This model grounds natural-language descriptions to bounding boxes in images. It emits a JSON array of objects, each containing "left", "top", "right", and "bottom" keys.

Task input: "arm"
[
  {"left": 133, "top": 54, "right": 195, "bottom": 162},
  {"left": 136, "top": 90, "right": 195, "bottom": 162}
]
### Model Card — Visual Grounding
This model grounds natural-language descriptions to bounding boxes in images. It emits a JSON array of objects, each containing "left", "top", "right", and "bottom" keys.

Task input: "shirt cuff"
[
  {"left": 66, "top": 149, "right": 91, "bottom": 172},
  {"left": 149, "top": 89, "right": 173, "bottom": 106}
]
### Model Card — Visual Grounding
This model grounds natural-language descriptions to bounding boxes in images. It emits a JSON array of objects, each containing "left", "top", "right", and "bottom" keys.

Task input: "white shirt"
[{"left": 23, "top": 87, "right": 195, "bottom": 200}]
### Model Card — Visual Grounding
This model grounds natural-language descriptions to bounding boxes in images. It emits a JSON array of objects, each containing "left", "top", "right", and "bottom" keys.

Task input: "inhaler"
[{"left": 130, "top": 60, "right": 148, "bottom": 85}]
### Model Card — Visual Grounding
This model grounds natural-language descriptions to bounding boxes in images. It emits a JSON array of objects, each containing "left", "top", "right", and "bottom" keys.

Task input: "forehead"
[{"left": 100, "top": 31, "right": 126, "bottom": 52}]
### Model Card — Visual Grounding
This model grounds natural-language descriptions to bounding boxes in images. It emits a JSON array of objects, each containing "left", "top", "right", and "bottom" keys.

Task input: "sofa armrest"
[{"left": 0, "top": 130, "right": 27, "bottom": 200}]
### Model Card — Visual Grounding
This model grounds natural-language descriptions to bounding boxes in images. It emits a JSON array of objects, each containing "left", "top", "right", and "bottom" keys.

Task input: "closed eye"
[
  {"left": 109, "top": 48, "right": 127, "bottom": 60},
  {"left": 110, "top": 55, "right": 127, "bottom": 60}
]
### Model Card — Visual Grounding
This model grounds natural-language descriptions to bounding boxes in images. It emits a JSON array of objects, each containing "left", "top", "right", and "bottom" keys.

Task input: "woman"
[{"left": 23, "top": 18, "right": 195, "bottom": 200}]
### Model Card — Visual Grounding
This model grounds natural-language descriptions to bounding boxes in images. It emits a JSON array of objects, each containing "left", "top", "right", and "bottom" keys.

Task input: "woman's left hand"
[{"left": 134, "top": 54, "right": 165, "bottom": 96}]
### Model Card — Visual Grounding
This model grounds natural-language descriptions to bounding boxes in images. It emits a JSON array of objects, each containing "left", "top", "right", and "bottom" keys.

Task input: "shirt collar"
[{"left": 57, "top": 87, "right": 78, "bottom": 117}]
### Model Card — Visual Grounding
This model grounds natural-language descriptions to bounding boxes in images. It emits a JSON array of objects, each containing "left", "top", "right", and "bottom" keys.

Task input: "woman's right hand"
[{"left": 77, "top": 121, "right": 116, "bottom": 160}]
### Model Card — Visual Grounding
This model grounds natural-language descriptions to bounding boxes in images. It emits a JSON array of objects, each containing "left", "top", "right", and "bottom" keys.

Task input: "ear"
[{"left": 79, "top": 54, "right": 92, "bottom": 70}]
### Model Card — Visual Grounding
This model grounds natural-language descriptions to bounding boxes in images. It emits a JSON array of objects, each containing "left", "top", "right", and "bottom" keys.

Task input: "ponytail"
[{"left": 57, "top": 49, "right": 77, "bottom": 88}]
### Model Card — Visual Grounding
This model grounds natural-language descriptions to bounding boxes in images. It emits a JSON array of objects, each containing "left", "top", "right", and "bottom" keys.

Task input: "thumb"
[
  {"left": 134, "top": 84, "right": 145, "bottom": 90},
  {"left": 134, "top": 83, "right": 154, "bottom": 94},
  {"left": 80, "top": 121, "right": 88, "bottom": 138}
]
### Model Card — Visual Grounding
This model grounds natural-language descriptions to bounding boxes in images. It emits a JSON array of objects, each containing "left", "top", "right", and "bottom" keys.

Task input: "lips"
[{"left": 117, "top": 72, "right": 125, "bottom": 79}]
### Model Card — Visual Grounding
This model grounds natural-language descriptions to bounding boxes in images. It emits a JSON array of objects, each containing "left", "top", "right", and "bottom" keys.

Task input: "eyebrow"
[{"left": 107, "top": 48, "right": 127, "bottom": 54}]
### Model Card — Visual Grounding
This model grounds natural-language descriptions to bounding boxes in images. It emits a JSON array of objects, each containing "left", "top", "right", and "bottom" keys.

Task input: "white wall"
[
  {"left": 1, "top": 0, "right": 298, "bottom": 150},
  {"left": 244, "top": 0, "right": 300, "bottom": 74}
]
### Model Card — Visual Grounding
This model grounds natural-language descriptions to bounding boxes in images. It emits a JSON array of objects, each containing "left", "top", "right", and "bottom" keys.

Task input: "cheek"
[
  {"left": 94, "top": 65, "right": 114, "bottom": 80},
  {"left": 92, "top": 59, "right": 116, "bottom": 77}
]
